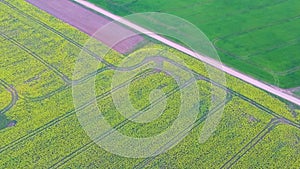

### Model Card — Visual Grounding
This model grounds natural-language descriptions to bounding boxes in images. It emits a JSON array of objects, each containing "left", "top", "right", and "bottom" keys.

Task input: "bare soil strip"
[{"left": 25, "top": 0, "right": 144, "bottom": 54}]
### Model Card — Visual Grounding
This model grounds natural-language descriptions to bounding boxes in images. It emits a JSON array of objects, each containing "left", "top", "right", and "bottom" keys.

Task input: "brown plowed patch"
[{"left": 26, "top": 0, "right": 144, "bottom": 54}]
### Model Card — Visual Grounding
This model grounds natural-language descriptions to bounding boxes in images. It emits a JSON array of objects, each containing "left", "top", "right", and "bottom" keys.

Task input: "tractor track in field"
[
  {"left": 0, "top": 57, "right": 299, "bottom": 167},
  {"left": 184, "top": 0, "right": 287, "bottom": 20},
  {"left": 1, "top": 1, "right": 300, "bottom": 167},
  {"left": 0, "top": 32, "right": 71, "bottom": 84},
  {"left": 18, "top": 66, "right": 109, "bottom": 102},
  {"left": 133, "top": 93, "right": 232, "bottom": 169},
  {"left": 134, "top": 99, "right": 300, "bottom": 168},
  {"left": 212, "top": 14, "right": 300, "bottom": 45},
  {"left": 0, "top": 80, "right": 18, "bottom": 114},
  {"left": 0, "top": 69, "right": 156, "bottom": 154},
  {"left": 49, "top": 66, "right": 300, "bottom": 168},
  {"left": 48, "top": 76, "right": 201, "bottom": 169},
  {"left": 220, "top": 118, "right": 289, "bottom": 169},
  {"left": 213, "top": 36, "right": 300, "bottom": 78}
]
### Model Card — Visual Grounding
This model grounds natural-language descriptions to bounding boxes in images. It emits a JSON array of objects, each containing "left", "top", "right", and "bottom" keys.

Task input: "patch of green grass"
[{"left": 88, "top": 0, "right": 300, "bottom": 88}]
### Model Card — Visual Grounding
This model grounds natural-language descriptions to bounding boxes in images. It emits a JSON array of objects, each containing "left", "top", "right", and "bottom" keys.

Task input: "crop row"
[
  {"left": 0, "top": 68, "right": 118, "bottom": 149},
  {"left": 0, "top": 70, "right": 208, "bottom": 168},
  {"left": 0, "top": 0, "right": 129, "bottom": 101},
  {"left": 59, "top": 95, "right": 273, "bottom": 168},
  {"left": 232, "top": 124, "right": 300, "bottom": 168},
  {"left": 0, "top": 35, "right": 65, "bottom": 99},
  {"left": 0, "top": 0, "right": 125, "bottom": 82}
]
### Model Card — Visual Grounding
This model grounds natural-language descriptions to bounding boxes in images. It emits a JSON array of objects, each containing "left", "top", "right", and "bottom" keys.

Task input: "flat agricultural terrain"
[
  {"left": 0, "top": 0, "right": 299, "bottom": 168},
  {"left": 88, "top": 0, "right": 300, "bottom": 89}
]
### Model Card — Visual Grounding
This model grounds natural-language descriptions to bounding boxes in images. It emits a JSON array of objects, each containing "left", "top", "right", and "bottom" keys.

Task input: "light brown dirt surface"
[{"left": 26, "top": 0, "right": 144, "bottom": 54}]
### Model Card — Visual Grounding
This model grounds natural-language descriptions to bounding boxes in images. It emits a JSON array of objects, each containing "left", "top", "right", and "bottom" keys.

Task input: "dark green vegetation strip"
[{"left": 89, "top": 0, "right": 300, "bottom": 88}]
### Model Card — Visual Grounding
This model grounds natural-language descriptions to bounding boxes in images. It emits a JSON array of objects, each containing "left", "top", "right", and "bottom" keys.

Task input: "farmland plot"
[
  {"left": 0, "top": 0, "right": 299, "bottom": 168},
  {"left": 88, "top": 0, "right": 300, "bottom": 88}
]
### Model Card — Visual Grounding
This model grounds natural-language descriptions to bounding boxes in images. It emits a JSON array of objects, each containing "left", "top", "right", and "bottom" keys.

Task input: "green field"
[
  {"left": 88, "top": 0, "right": 300, "bottom": 88},
  {"left": 0, "top": 0, "right": 299, "bottom": 168}
]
